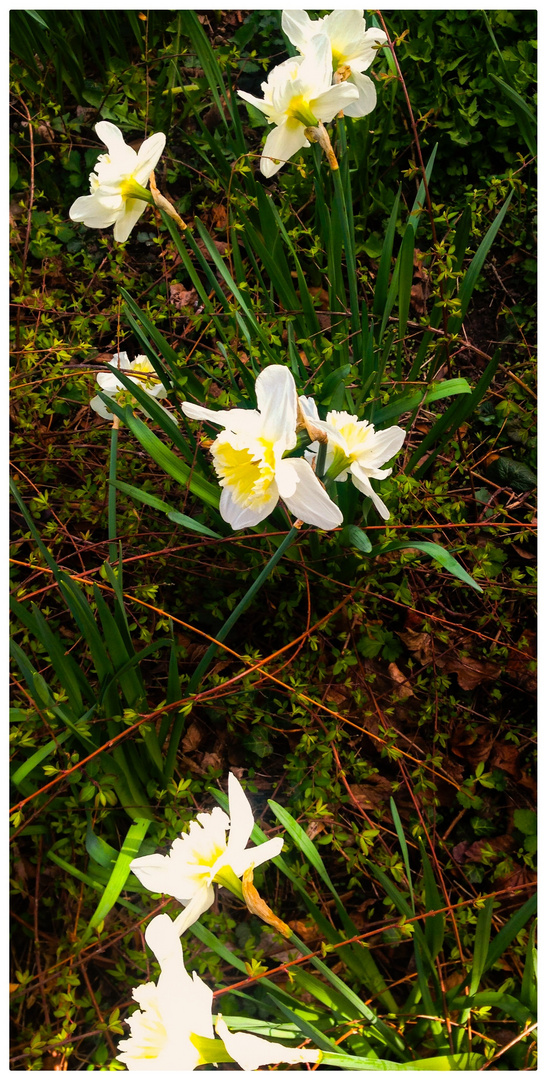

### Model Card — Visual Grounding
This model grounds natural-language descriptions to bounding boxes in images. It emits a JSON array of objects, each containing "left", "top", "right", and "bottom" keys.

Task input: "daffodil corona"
[
  {"left": 238, "top": 35, "right": 358, "bottom": 176},
  {"left": 181, "top": 366, "right": 343, "bottom": 530},
  {"left": 69, "top": 122, "right": 165, "bottom": 242},
  {"left": 130, "top": 773, "right": 284, "bottom": 935},
  {"left": 282, "top": 10, "right": 387, "bottom": 119}
]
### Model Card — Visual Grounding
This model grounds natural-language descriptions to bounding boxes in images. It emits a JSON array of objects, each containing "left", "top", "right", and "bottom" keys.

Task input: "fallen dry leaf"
[
  {"left": 399, "top": 629, "right": 434, "bottom": 665},
  {"left": 388, "top": 661, "right": 414, "bottom": 699},
  {"left": 181, "top": 720, "right": 204, "bottom": 753},
  {"left": 439, "top": 653, "right": 501, "bottom": 691},
  {"left": 306, "top": 819, "right": 326, "bottom": 841},
  {"left": 349, "top": 775, "right": 393, "bottom": 810},
  {"left": 211, "top": 203, "right": 228, "bottom": 230},
  {"left": 450, "top": 722, "right": 494, "bottom": 766},
  {"left": 169, "top": 282, "right": 199, "bottom": 310},
  {"left": 286, "top": 921, "right": 320, "bottom": 943},
  {"left": 489, "top": 742, "right": 521, "bottom": 778},
  {"left": 452, "top": 834, "right": 514, "bottom": 864},
  {"left": 196, "top": 236, "right": 229, "bottom": 259}
]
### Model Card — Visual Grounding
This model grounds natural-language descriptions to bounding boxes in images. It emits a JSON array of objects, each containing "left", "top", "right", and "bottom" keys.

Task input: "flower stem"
[
  {"left": 315, "top": 441, "right": 327, "bottom": 479},
  {"left": 309, "top": 122, "right": 361, "bottom": 359},
  {"left": 108, "top": 420, "right": 119, "bottom": 567},
  {"left": 330, "top": 159, "right": 362, "bottom": 357},
  {"left": 164, "top": 526, "right": 299, "bottom": 778}
]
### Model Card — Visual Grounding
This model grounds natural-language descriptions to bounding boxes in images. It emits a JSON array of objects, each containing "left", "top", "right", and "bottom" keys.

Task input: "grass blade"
[
  {"left": 85, "top": 818, "right": 151, "bottom": 937},
  {"left": 469, "top": 897, "right": 494, "bottom": 996}
]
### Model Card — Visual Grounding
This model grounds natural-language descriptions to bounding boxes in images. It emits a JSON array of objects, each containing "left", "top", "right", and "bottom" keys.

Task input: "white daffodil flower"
[
  {"left": 238, "top": 35, "right": 358, "bottom": 176},
  {"left": 117, "top": 914, "right": 322, "bottom": 1071},
  {"left": 301, "top": 400, "right": 405, "bottom": 520},
  {"left": 69, "top": 121, "right": 165, "bottom": 242},
  {"left": 181, "top": 365, "right": 343, "bottom": 531},
  {"left": 130, "top": 773, "right": 284, "bottom": 935},
  {"left": 215, "top": 1016, "right": 321, "bottom": 1071},
  {"left": 90, "top": 352, "right": 172, "bottom": 422},
  {"left": 116, "top": 913, "right": 214, "bottom": 1070},
  {"left": 282, "top": 10, "right": 387, "bottom": 119}
]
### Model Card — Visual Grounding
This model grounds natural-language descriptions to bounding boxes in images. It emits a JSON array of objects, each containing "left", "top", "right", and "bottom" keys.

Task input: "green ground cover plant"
[{"left": 10, "top": 8, "right": 536, "bottom": 1071}]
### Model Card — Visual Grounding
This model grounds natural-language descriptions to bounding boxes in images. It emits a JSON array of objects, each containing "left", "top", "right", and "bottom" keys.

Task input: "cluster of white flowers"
[
  {"left": 182, "top": 365, "right": 405, "bottom": 531},
  {"left": 119, "top": 773, "right": 321, "bottom": 1070},
  {"left": 69, "top": 19, "right": 400, "bottom": 1069},
  {"left": 238, "top": 9, "right": 387, "bottom": 176},
  {"left": 69, "top": 12, "right": 386, "bottom": 236}
]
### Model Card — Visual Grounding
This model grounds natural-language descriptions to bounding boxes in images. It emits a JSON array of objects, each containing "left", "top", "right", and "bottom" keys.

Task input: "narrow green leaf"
[
  {"left": 450, "top": 990, "right": 534, "bottom": 1026},
  {"left": 267, "top": 994, "right": 338, "bottom": 1055},
  {"left": 418, "top": 839, "right": 445, "bottom": 961},
  {"left": 448, "top": 192, "right": 513, "bottom": 331},
  {"left": 469, "top": 897, "right": 494, "bottom": 995},
  {"left": 390, "top": 798, "right": 414, "bottom": 913},
  {"left": 408, "top": 143, "right": 438, "bottom": 231},
  {"left": 268, "top": 800, "right": 339, "bottom": 897},
  {"left": 372, "top": 539, "right": 482, "bottom": 593},
  {"left": 319, "top": 1051, "right": 484, "bottom": 1071},
  {"left": 371, "top": 378, "right": 471, "bottom": 426},
  {"left": 397, "top": 223, "right": 415, "bottom": 343},
  {"left": 415, "top": 350, "right": 502, "bottom": 476},
  {"left": 113, "top": 479, "right": 220, "bottom": 536},
  {"left": 101, "top": 397, "right": 221, "bottom": 512},
  {"left": 11, "top": 596, "right": 91, "bottom": 713},
  {"left": 373, "top": 188, "right": 401, "bottom": 320},
  {"left": 489, "top": 75, "right": 536, "bottom": 156},
  {"left": 484, "top": 892, "right": 537, "bottom": 974},
  {"left": 46, "top": 850, "right": 142, "bottom": 914},
  {"left": 11, "top": 730, "right": 72, "bottom": 789},
  {"left": 86, "top": 818, "right": 118, "bottom": 868},
  {"left": 86, "top": 819, "right": 151, "bottom": 934},
  {"left": 521, "top": 919, "right": 537, "bottom": 1012},
  {"left": 166, "top": 510, "right": 221, "bottom": 537}
]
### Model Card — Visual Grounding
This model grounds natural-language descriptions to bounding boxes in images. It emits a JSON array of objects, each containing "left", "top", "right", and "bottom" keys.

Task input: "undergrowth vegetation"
[{"left": 10, "top": 8, "right": 536, "bottom": 1072}]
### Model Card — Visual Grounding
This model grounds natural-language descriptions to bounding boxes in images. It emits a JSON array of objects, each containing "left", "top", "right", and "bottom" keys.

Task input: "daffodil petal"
[
  {"left": 172, "top": 884, "right": 216, "bottom": 935},
  {"left": 90, "top": 394, "right": 114, "bottom": 420},
  {"left": 229, "top": 836, "right": 284, "bottom": 878},
  {"left": 278, "top": 457, "right": 343, "bottom": 529},
  {"left": 237, "top": 89, "right": 273, "bottom": 117},
  {"left": 226, "top": 773, "right": 254, "bottom": 852},
  {"left": 95, "top": 120, "right": 138, "bottom": 173},
  {"left": 311, "top": 80, "right": 360, "bottom": 123},
  {"left": 113, "top": 198, "right": 147, "bottom": 242},
  {"left": 261, "top": 119, "right": 310, "bottom": 178},
  {"left": 350, "top": 466, "right": 391, "bottom": 519},
  {"left": 145, "top": 912, "right": 185, "bottom": 966},
  {"left": 324, "top": 8, "right": 366, "bottom": 42},
  {"left": 68, "top": 192, "right": 119, "bottom": 228},
  {"left": 216, "top": 1016, "right": 320, "bottom": 1071},
  {"left": 97, "top": 371, "right": 123, "bottom": 393},
  {"left": 255, "top": 365, "right": 297, "bottom": 447},
  {"left": 129, "top": 852, "right": 184, "bottom": 897},
  {"left": 133, "top": 131, "right": 167, "bottom": 186},
  {"left": 342, "top": 71, "right": 377, "bottom": 118},
  {"left": 181, "top": 400, "right": 262, "bottom": 435},
  {"left": 219, "top": 484, "right": 279, "bottom": 529},
  {"left": 299, "top": 32, "right": 333, "bottom": 95},
  {"left": 281, "top": 9, "right": 315, "bottom": 52}
]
